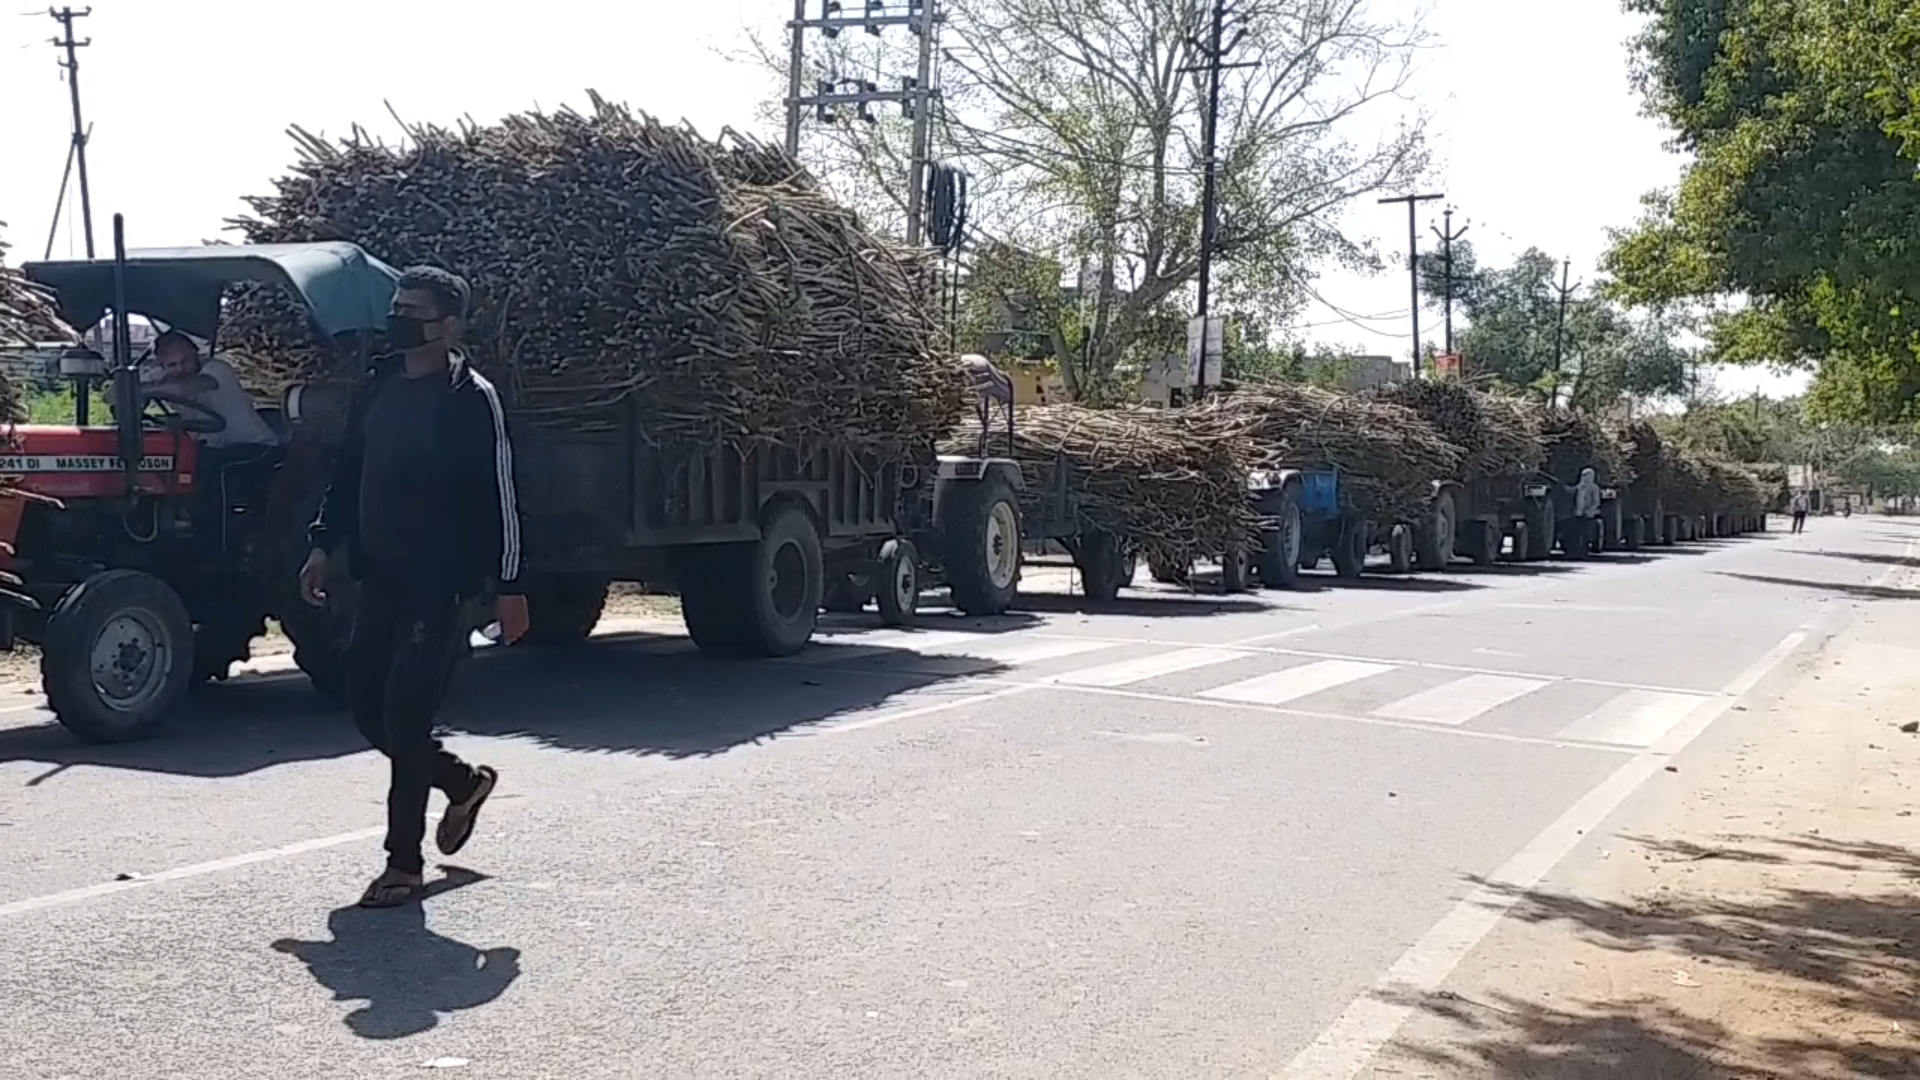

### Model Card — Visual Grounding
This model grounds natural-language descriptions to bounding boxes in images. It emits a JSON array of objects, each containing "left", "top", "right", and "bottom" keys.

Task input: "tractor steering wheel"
[{"left": 142, "top": 391, "right": 228, "bottom": 436}]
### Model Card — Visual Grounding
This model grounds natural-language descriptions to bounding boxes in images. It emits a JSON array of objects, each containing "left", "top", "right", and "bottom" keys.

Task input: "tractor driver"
[{"left": 145, "top": 330, "right": 284, "bottom": 552}]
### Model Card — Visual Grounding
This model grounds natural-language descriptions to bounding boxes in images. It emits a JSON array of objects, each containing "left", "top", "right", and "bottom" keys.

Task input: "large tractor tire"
[
  {"left": 1254, "top": 484, "right": 1303, "bottom": 588},
  {"left": 681, "top": 502, "right": 824, "bottom": 658},
  {"left": 1415, "top": 489, "right": 1457, "bottom": 571},
  {"left": 521, "top": 575, "right": 611, "bottom": 646},
  {"left": 1387, "top": 525, "right": 1415, "bottom": 574},
  {"left": 42, "top": 570, "right": 195, "bottom": 744},
  {"left": 942, "top": 474, "right": 1022, "bottom": 616},
  {"left": 1467, "top": 518, "right": 1500, "bottom": 567}
]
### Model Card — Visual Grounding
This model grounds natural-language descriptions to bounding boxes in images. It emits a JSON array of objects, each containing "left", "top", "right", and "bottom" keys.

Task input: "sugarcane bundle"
[
  {"left": 1539, "top": 408, "right": 1631, "bottom": 486},
  {"left": 1369, "top": 381, "right": 1543, "bottom": 478},
  {"left": 942, "top": 404, "right": 1257, "bottom": 567},
  {"left": 1, "top": 223, "right": 75, "bottom": 352},
  {"left": 1743, "top": 462, "right": 1791, "bottom": 511},
  {"left": 1208, "top": 383, "right": 1463, "bottom": 523},
  {"left": 224, "top": 92, "right": 968, "bottom": 455},
  {"left": 1665, "top": 446, "right": 1710, "bottom": 514},
  {"left": 1610, "top": 420, "right": 1665, "bottom": 497}
]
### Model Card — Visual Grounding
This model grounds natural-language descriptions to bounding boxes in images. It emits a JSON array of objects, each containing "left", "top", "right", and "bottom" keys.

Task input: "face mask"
[{"left": 386, "top": 314, "right": 438, "bottom": 351}]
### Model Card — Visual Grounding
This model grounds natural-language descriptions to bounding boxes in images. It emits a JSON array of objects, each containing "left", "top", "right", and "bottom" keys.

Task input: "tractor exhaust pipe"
[{"left": 109, "top": 214, "right": 141, "bottom": 499}]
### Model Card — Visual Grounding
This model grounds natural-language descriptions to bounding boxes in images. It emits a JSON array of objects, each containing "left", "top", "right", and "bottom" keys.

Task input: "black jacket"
[{"left": 306, "top": 351, "right": 526, "bottom": 597}]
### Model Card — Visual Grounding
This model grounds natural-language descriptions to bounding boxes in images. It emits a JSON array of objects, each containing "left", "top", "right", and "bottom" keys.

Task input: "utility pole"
[
  {"left": 1180, "top": 0, "right": 1255, "bottom": 397},
  {"left": 784, "top": 0, "right": 943, "bottom": 244},
  {"left": 49, "top": 6, "right": 95, "bottom": 259},
  {"left": 1429, "top": 207, "right": 1467, "bottom": 356},
  {"left": 1379, "top": 192, "right": 1442, "bottom": 375},
  {"left": 1549, "top": 257, "right": 1579, "bottom": 404}
]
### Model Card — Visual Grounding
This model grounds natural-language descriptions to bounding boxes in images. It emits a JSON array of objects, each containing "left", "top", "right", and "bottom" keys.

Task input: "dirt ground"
[{"left": 1362, "top": 574, "right": 1920, "bottom": 1078}]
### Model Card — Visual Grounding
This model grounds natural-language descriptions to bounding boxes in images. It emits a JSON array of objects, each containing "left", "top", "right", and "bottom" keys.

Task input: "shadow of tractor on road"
[{"left": 1375, "top": 833, "right": 1920, "bottom": 1078}]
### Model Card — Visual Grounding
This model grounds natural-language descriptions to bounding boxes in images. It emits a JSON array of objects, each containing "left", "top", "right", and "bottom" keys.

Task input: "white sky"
[{"left": 0, "top": 0, "right": 1806, "bottom": 399}]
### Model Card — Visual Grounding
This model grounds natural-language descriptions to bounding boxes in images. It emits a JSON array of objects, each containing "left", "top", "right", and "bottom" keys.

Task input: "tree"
[
  {"left": 1603, "top": 0, "right": 1920, "bottom": 425},
  {"left": 1416, "top": 241, "right": 1692, "bottom": 408},
  {"left": 750, "top": 0, "right": 1431, "bottom": 398}
]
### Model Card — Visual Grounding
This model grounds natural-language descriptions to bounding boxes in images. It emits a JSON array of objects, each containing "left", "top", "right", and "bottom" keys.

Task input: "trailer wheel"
[
  {"left": 1220, "top": 546, "right": 1252, "bottom": 593},
  {"left": 1505, "top": 521, "right": 1529, "bottom": 563},
  {"left": 943, "top": 474, "right": 1021, "bottom": 616},
  {"left": 42, "top": 570, "right": 194, "bottom": 744},
  {"left": 1524, "top": 499, "right": 1555, "bottom": 561},
  {"left": 875, "top": 538, "right": 920, "bottom": 628},
  {"left": 1255, "top": 489, "right": 1303, "bottom": 588},
  {"left": 1148, "top": 555, "right": 1191, "bottom": 585},
  {"left": 683, "top": 503, "right": 824, "bottom": 658},
  {"left": 1331, "top": 516, "right": 1367, "bottom": 579},
  {"left": 1388, "top": 525, "right": 1414, "bottom": 574},
  {"left": 522, "top": 576, "right": 610, "bottom": 646},
  {"left": 1415, "top": 490, "right": 1456, "bottom": 571},
  {"left": 1076, "top": 531, "right": 1130, "bottom": 602}
]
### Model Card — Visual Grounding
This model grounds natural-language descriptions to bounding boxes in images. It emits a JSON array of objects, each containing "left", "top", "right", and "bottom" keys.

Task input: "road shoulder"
[{"left": 1362, "top": 573, "right": 1920, "bottom": 1079}]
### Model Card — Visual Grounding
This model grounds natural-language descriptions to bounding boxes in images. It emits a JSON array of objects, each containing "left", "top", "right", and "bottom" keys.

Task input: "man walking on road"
[
  {"left": 1790, "top": 490, "right": 1810, "bottom": 533},
  {"left": 298, "top": 266, "right": 531, "bottom": 908}
]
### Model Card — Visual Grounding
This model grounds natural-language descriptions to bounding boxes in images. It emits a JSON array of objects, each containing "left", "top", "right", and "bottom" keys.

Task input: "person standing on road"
[
  {"left": 1790, "top": 490, "right": 1810, "bottom": 533},
  {"left": 1573, "top": 467, "right": 1603, "bottom": 553},
  {"left": 298, "top": 266, "right": 532, "bottom": 909}
]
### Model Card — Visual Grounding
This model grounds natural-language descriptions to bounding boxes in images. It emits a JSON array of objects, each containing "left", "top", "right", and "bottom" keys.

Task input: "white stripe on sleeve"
[{"left": 471, "top": 372, "right": 522, "bottom": 583}]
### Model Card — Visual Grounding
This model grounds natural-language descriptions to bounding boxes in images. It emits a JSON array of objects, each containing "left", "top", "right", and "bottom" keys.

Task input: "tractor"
[{"left": 10, "top": 217, "right": 393, "bottom": 741}]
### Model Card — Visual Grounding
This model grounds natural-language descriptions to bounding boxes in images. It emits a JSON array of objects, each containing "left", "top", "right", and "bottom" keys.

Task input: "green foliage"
[
  {"left": 1416, "top": 239, "right": 1692, "bottom": 408},
  {"left": 1606, "top": 0, "right": 1920, "bottom": 424}
]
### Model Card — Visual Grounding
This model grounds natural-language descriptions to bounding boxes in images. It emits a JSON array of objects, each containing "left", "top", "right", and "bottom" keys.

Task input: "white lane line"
[
  {"left": 1371, "top": 674, "right": 1551, "bottom": 727},
  {"left": 1049, "top": 647, "right": 1246, "bottom": 688},
  {"left": 1279, "top": 625, "right": 1815, "bottom": 1079},
  {"left": 1554, "top": 689, "right": 1708, "bottom": 747},
  {"left": 0, "top": 824, "right": 387, "bottom": 920},
  {"left": 818, "top": 683, "right": 1040, "bottom": 733},
  {"left": 1259, "top": 645, "right": 1714, "bottom": 698},
  {"left": 1199, "top": 659, "right": 1394, "bottom": 706}
]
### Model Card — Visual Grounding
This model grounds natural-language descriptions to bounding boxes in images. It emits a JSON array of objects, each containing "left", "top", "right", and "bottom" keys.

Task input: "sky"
[{"left": 0, "top": 0, "right": 1806, "bottom": 400}]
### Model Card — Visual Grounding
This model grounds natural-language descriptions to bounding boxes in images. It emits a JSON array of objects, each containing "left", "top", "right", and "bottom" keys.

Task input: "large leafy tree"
[
  {"left": 752, "top": 0, "right": 1430, "bottom": 399},
  {"left": 1602, "top": 0, "right": 1920, "bottom": 424},
  {"left": 1418, "top": 239, "right": 1691, "bottom": 408}
]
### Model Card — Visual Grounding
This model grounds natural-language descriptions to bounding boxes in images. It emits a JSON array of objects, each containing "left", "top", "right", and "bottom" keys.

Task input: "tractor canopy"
[{"left": 23, "top": 242, "right": 401, "bottom": 343}]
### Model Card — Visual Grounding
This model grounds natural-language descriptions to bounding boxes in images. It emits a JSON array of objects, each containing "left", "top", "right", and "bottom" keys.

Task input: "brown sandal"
[{"left": 358, "top": 870, "right": 425, "bottom": 908}]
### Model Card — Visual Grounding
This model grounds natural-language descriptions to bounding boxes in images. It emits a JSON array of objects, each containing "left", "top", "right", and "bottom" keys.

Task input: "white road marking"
[
  {"left": 1554, "top": 689, "right": 1709, "bottom": 747},
  {"left": 1198, "top": 659, "right": 1394, "bottom": 706},
  {"left": 1279, "top": 625, "right": 1815, "bottom": 1079},
  {"left": 1371, "top": 674, "right": 1551, "bottom": 727},
  {"left": 925, "top": 634, "right": 1121, "bottom": 666},
  {"left": 818, "top": 684, "right": 1040, "bottom": 734},
  {"left": 1048, "top": 647, "right": 1247, "bottom": 687}
]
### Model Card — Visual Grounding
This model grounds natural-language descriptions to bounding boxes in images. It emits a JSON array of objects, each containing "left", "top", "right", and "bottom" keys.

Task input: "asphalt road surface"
[{"left": 0, "top": 514, "right": 1905, "bottom": 1079}]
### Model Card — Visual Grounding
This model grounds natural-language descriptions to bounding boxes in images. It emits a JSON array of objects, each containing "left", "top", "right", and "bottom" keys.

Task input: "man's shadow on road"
[{"left": 270, "top": 867, "right": 520, "bottom": 1040}]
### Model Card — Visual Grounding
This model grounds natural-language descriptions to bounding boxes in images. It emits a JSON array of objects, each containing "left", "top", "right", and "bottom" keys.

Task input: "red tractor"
[{"left": 12, "top": 215, "right": 398, "bottom": 741}]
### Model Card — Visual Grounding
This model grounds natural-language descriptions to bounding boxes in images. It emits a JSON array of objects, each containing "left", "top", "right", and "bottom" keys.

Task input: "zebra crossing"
[{"left": 621, "top": 621, "right": 1717, "bottom": 750}]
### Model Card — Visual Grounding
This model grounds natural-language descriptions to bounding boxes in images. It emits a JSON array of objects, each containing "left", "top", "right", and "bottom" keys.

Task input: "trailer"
[{"left": 1441, "top": 474, "right": 1554, "bottom": 565}]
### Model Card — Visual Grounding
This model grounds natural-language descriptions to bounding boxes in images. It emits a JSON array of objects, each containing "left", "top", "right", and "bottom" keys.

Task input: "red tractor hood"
[{"left": 1, "top": 426, "right": 197, "bottom": 499}]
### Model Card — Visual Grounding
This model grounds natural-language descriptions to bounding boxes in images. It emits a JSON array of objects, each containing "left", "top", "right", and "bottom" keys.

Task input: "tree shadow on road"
[
  {"left": 270, "top": 866, "right": 520, "bottom": 1041},
  {"left": 1797, "top": 549, "right": 1920, "bottom": 569},
  {"left": 1377, "top": 833, "right": 1920, "bottom": 1078},
  {"left": 1714, "top": 571, "right": 1920, "bottom": 602}
]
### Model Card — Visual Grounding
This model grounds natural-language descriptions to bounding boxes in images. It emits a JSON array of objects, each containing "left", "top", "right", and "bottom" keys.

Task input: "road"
[{"left": 0, "top": 514, "right": 1904, "bottom": 1079}]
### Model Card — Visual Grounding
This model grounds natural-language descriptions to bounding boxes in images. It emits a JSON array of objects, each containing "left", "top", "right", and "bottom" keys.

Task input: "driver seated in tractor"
[{"left": 144, "top": 330, "right": 284, "bottom": 553}]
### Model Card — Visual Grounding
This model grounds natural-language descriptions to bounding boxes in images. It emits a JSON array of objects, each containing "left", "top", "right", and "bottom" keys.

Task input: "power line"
[{"left": 48, "top": 5, "right": 94, "bottom": 259}]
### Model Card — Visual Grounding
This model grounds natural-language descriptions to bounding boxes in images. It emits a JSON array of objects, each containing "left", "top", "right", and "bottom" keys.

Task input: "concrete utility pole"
[
  {"left": 1550, "top": 257, "right": 1580, "bottom": 404},
  {"left": 1429, "top": 207, "right": 1467, "bottom": 356},
  {"left": 785, "top": 0, "right": 943, "bottom": 244},
  {"left": 1379, "top": 192, "right": 1442, "bottom": 376},
  {"left": 49, "top": 5, "right": 95, "bottom": 259}
]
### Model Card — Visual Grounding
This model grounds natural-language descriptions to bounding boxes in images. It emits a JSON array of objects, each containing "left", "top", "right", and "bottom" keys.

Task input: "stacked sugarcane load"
[
  {"left": 1369, "top": 381, "right": 1545, "bottom": 479},
  {"left": 222, "top": 93, "right": 968, "bottom": 456},
  {"left": 1538, "top": 408, "right": 1632, "bottom": 486},
  {"left": 942, "top": 403, "right": 1258, "bottom": 568},
  {"left": 0, "top": 223, "right": 74, "bottom": 422},
  {"left": 1609, "top": 419, "right": 1667, "bottom": 509},
  {"left": 1208, "top": 382, "right": 1463, "bottom": 522},
  {"left": 1744, "top": 462, "right": 1791, "bottom": 511}
]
